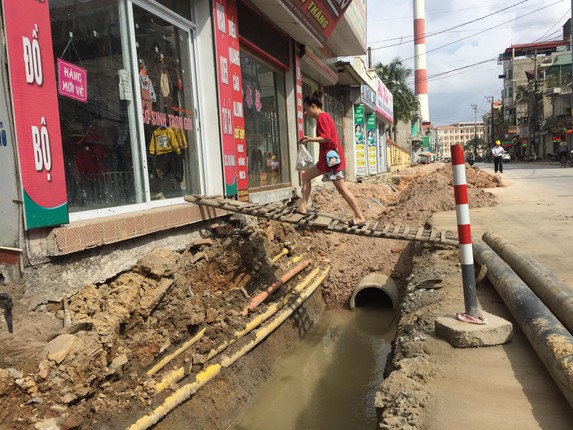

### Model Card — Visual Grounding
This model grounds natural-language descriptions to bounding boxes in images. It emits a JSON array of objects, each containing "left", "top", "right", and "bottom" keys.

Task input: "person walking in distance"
[
  {"left": 492, "top": 140, "right": 505, "bottom": 173},
  {"left": 297, "top": 90, "right": 367, "bottom": 228}
]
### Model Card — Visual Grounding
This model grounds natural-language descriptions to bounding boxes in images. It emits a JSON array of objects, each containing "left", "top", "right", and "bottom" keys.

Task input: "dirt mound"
[
  {"left": 386, "top": 164, "right": 500, "bottom": 227},
  {"left": 0, "top": 163, "right": 500, "bottom": 429}
]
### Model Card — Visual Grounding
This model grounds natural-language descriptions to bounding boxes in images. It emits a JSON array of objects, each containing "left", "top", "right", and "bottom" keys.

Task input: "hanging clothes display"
[{"left": 149, "top": 126, "right": 183, "bottom": 182}]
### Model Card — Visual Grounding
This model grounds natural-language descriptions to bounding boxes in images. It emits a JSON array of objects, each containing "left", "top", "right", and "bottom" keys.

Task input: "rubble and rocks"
[{"left": 0, "top": 163, "right": 500, "bottom": 429}]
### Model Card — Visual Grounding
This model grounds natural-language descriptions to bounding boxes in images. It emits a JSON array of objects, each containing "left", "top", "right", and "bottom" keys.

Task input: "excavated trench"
[
  {"left": 150, "top": 274, "right": 399, "bottom": 430},
  {"left": 228, "top": 275, "right": 397, "bottom": 430}
]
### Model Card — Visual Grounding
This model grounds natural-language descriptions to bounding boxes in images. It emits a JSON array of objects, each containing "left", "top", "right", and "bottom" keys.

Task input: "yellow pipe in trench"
[
  {"left": 156, "top": 266, "right": 321, "bottom": 393},
  {"left": 146, "top": 327, "right": 206, "bottom": 377},
  {"left": 128, "top": 267, "right": 329, "bottom": 430},
  {"left": 221, "top": 267, "right": 329, "bottom": 368}
]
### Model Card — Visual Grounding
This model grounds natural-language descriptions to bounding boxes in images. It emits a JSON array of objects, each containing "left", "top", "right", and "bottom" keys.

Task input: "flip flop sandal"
[{"left": 456, "top": 312, "right": 487, "bottom": 325}]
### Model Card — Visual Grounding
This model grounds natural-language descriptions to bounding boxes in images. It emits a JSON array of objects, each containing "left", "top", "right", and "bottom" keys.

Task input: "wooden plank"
[
  {"left": 184, "top": 196, "right": 461, "bottom": 246},
  {"left": 327, "top": 216, "right": 345, "bottom": 230},
  {"left": 429, "top": 229, "right": 437, "bottom": 241},
  {"left": 314, "top": 215, "right": 332, "bottom": 228}
]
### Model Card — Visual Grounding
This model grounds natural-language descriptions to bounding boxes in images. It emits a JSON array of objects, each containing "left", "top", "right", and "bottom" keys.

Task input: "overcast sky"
[{"left": 366, "top": 0, "right": 571, "bottom": 125}]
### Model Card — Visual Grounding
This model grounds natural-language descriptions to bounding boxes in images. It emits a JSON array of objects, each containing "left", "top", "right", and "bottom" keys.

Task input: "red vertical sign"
[
  {"left": 295, "top": 55, "right": 304, "bottom": 140},
  {"left": 3, "top": 0, "right": 69, "bottom": 229},
  {"left": 214, "top": 0, "right": 247, "bottom": 200},
  {"left": 227, "top": 1, "right": 248, "bottom": 201}
]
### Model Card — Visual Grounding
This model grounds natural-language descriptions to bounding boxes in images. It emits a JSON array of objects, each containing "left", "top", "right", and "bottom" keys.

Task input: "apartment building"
[{"left": 434, "top": 122, "right": 485, "bottom": 158}]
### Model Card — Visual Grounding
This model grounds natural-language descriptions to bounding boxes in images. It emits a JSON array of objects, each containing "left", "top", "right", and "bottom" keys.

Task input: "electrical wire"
[
  {"left": 533, "top": 8, "right": 571, "bottom": 41},
  {"left": 396, "top": 0, "right": 566, "bottom": 63},
  {"left": 370, "top": 0, "right": 566, "bottom": 53},
  {"left": 369, "top": 0, "right": 529, "bottom": 47}
]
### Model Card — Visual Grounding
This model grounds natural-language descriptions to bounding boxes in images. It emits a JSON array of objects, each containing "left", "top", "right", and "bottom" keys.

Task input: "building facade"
[
  {"left": 434, "top": 122, "right": 485, "bottom": 157},
  {"left": 0, "top": 0, "right": 393, "bottom": 301},
  {"left": 498, "top": 36, "right": 571, "bottom": 156}
]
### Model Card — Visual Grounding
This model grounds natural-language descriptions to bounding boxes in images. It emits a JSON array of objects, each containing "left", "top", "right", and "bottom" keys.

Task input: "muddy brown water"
[{"left": 228, "top": 305, "right": 396, "bottom": 430}]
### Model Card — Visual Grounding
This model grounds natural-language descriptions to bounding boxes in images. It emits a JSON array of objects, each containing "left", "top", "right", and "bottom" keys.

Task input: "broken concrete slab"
[{"left": 435, "top": 311, "right": 513, "bottom": 348}]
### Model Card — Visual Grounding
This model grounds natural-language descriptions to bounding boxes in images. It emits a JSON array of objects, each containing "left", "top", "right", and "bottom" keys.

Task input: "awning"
[{"left": 336, "top": 60, "right": 367, "bottom": 86}]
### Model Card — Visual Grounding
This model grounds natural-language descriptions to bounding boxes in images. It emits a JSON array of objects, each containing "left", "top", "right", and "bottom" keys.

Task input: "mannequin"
[{"left": 139, "top": 60, "right": 156, "bottom": 113}]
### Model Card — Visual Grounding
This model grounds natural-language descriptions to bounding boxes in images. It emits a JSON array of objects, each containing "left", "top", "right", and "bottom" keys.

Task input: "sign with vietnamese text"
[
  {"left": 214, "top": 0, "right": 248, "bottom": 200},
  {"left": 376, "top": 77, "right": 393, "bottom": 123},
  {"left": 295, "top": 55, "right": 304, "bottom": 140},
  {"left": 57, "top": 59, "right": 88, "bottom": 103},
  {"left": 279, "top": 0, "right": 354, "bottom": 44},
  {"left": 366, "top": 113, "right": 377, "bottom": 174},
  {"left": 354, "top": 104, "right": 366, "bottom": 176},
  {"left": 3, "top": 0, "right": 69, "bottom": 229}
]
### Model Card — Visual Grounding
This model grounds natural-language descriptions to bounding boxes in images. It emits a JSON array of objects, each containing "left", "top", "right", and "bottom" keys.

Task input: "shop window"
[
  {"left": 51, "top": 0, "right": 201, "bottom": 214},
  {"left": 241, "top": 50, "right": 289, "bottom": 189},
  {"left": 52, "top": 0, "right": 142, "bottom": 212},
  {"left": 133, "top": 4, "right": 200, "bottom": 200}
]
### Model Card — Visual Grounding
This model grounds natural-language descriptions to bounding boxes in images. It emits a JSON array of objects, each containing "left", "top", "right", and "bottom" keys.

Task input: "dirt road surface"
[{"left": 390, "top": 161, "right": 573, "bottom": 430}]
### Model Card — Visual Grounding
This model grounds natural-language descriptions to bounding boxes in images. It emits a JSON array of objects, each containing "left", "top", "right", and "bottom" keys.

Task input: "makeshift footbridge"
[{"left": 184, "top": 195, "right": 459, "bottom": 246}]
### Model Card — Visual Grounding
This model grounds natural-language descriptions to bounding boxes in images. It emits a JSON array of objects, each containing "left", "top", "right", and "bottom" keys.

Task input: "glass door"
[{"left": 131, "top": 1, "right": 201, "bottom": 200}]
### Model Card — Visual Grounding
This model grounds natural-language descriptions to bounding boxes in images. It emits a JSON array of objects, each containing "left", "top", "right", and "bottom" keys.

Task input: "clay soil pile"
[{"left": 0, "top": 164, "right": 500, "bottom": 430}]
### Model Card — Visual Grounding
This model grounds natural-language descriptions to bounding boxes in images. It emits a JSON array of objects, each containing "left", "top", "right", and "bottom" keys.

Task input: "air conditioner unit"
[{"left": 554, "top": 88, "right": 562, "bottom": 94}]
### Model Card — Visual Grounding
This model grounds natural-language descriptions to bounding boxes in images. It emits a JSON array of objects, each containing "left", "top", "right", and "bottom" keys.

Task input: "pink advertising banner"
[
  {"left": 213, "top": 0, "right": 248, "bottom": 200},
  {"left": 57, "top": 58, "right": 88, "bottom": 103},
  {"left": 3, "top": 0, "right": 69, "bottom": 229},
  {"left": 376, "top": 77, "right": 394, "bottom": 123}
]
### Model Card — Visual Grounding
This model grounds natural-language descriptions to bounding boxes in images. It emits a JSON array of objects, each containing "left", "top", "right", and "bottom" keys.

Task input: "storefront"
[
  {"left": 353, "top": 84, "right": 376, "bottom": 178},
  {"left": 375, "top": 77, "right": 393, "bottom": 173},
  {"left": 236, "top": 2, "right": 291, "bottom": 192},
  {"left": 2, "top": 0, "right": 218, "bottom": 229},
  {"left": 0, "top": 0, "right": 366, "bottom": 281}
]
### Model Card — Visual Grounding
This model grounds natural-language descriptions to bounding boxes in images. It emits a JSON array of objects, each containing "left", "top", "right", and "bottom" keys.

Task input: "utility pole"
[
  {"left": 528, "top": 50, "right": 538, "bottom": 156},
  {"left": 486, "top": 96, "right": 494, "bottom": 147},
  {"left": 471, "top": 104, "right": 478, "bottom": 155},
  {"left": 570, "top": 3, "right": 573, "bottom": 150}
]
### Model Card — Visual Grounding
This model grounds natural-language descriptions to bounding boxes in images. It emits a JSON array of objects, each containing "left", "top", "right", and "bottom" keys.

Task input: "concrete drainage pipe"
[
  {"left": 350, "top": 273, "right": 398, "bottom": 310},
  {"left": 473, "top": 239, "right": 573, "bottom": 410}
]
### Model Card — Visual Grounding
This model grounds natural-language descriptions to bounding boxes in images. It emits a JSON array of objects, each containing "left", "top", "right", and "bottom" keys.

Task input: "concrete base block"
[{"left": 435, "top": 311, "right": 513, "bottom": 348}]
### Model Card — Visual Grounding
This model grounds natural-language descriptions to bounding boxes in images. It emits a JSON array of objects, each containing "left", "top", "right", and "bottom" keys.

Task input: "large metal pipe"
[
  {"left": 482, "top": 231, "right": 573, "bottom": 334},
  {"left": 473, "top": 239, "right": 573, "bottom": 409}
]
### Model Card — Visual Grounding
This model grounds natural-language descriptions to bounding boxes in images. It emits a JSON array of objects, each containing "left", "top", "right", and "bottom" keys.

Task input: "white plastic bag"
[{"left": 296, "top": 144, "right": 314, "bottom": 170}]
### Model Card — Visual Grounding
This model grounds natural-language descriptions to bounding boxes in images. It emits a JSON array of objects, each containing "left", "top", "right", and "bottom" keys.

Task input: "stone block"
[{"left": 435, "top": 311, "right": 513, "bottom": 348}]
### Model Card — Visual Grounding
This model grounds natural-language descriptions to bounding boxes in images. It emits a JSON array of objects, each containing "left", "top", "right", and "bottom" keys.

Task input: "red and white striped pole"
[
  {"left": 451, "top": 144, "right": 482, "bottom": 323},
  {"left": 413, "top": 0, "right": 429, "bottom": 121}
]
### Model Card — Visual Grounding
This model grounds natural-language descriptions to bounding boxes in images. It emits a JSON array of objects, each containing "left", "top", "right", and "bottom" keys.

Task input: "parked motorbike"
[{"left": 467, "top": 155, "right": 475, "bottom": 166}]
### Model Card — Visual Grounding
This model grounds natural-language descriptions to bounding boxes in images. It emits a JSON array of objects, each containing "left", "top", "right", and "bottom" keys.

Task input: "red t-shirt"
[{"left": 316, "top": 112, "right": 345, "bottom": 173}]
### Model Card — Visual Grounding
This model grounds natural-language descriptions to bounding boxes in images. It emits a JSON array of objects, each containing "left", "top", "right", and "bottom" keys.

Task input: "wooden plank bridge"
[{"left": 184, "top": 195, "right": 459, "bottom": 246}]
